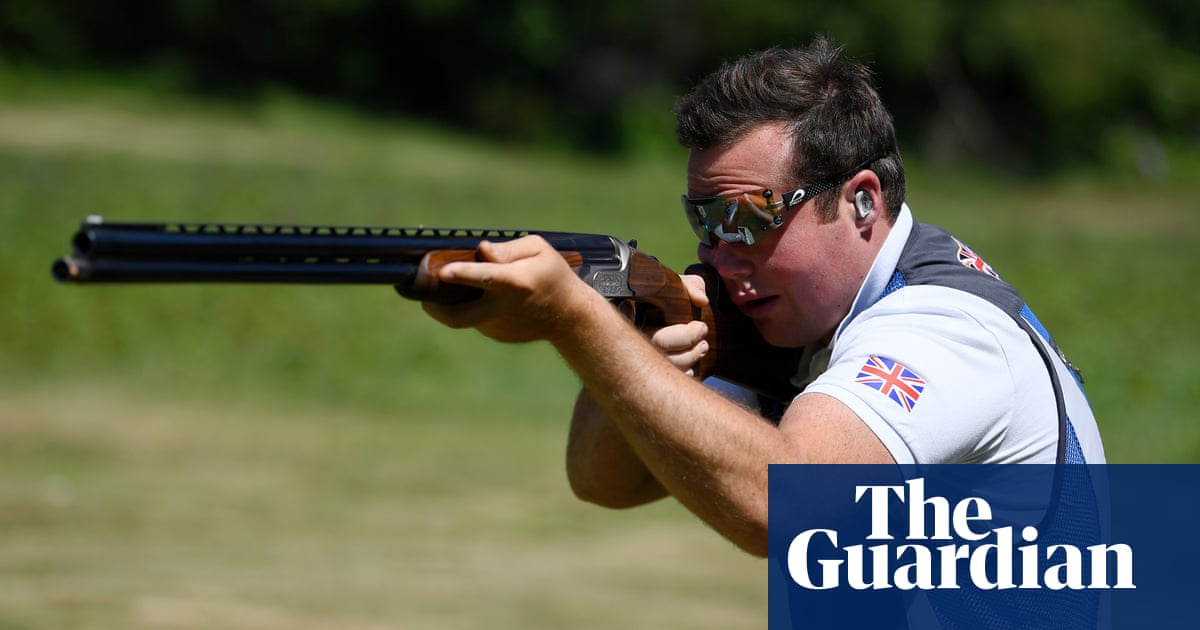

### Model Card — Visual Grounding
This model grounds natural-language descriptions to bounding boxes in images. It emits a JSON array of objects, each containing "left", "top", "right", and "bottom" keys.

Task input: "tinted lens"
[
  {"left": 682, "top": 196, "right": 715, "bottom": 244},
  {"left": 682, "top": 192, "right": 783, "bottom": 246},
  {"left": 729, "top": 193, "right": 781, "bottom": 233}
]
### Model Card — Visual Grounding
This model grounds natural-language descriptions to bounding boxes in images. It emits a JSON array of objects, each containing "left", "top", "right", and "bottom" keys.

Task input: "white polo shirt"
[{"left": 800, "top": 205, "right": 1105, "bottom": 465}]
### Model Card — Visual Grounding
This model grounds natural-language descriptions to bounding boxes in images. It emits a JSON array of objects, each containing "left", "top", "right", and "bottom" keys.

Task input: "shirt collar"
[{"left": 831, "top": 202, "right": 914, "bottom": 342}]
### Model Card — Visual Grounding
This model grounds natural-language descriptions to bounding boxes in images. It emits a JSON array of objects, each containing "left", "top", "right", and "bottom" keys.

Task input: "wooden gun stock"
[
  {"left": 688, "top": 263, "right": 802, "bottom": 403},
  {"left": 621, "top": 255, "right": 802, "bottom": 403},
  {"left": 398, "top": 248, "right": 800, "bottom": 402}
]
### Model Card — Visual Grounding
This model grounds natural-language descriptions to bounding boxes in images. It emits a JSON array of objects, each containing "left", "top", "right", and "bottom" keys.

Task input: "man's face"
[{"left": 686, "top": 123, "right": 866, "bottom": 348}]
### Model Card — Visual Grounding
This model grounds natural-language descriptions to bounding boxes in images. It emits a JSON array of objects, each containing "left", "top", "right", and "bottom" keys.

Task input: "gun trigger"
[{"left": 615, "top": 299, "right": 637, "bottom": 322}]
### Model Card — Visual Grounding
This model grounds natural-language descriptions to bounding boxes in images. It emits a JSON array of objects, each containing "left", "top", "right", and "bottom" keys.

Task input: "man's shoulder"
[{"left": 848, "top": 283, "right": 1023, "bottom": 343}]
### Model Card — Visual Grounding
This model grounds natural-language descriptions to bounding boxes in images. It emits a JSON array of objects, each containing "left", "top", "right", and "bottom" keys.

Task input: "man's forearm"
[
  {"left": 416, "top": 236, "right": 796, "bottom": 554},
  {"left": 552, "top": 290, "right": 793, "bottom": 556},
  {"left": 566, "top": 390, "right": 668, "bottom": 508}
]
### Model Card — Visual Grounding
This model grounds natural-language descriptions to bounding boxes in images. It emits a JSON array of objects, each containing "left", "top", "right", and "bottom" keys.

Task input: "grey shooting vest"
[
  {"left": 771, "top": 223, "right": 1104, "bottom": 629},
  {"left": 877, "top": 222, "right": 1101, "bottom": 629},
  {"left": 868, "top": 221, "right": 1090, "bottom": 465}
]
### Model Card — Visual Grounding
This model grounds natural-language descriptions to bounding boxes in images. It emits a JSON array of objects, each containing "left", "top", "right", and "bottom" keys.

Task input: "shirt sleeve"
[
  {"left": 703, "top": 376, "right": 760, "bottom": 409},
  {"left": 801, "top": 286, "right": 1019, "bottom": 464}
]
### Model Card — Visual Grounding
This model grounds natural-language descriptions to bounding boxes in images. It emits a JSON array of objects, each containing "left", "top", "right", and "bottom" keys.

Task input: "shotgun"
[{"left": 52, "top": 215, "right": 801, "bottom": 401}]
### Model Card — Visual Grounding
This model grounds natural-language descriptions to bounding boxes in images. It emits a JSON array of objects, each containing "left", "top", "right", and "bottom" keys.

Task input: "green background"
[{"left": 2, "top": 3, "right": 1198, "bottom": 627}]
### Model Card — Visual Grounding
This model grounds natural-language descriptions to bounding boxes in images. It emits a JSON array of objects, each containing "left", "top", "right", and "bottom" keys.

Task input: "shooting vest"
[
  {"left": 878, "top": 222, "right": 1101, "bottom": 629},
  {"left": 871, "top": 221, "right": 1090, "bottom": 466},
  {"left": 774, "top": 220, "right": 1103, "bottom": 629}
]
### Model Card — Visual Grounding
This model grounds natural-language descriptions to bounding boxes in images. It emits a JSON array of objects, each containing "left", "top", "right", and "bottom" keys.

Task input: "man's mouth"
[{"left": 735, "top": 295, "right": 779, "bottom": 318}]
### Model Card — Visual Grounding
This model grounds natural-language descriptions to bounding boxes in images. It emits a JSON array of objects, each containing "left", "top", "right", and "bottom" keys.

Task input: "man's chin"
[{"left": 755, "top": 322, "right": 812, "bottom": 349}]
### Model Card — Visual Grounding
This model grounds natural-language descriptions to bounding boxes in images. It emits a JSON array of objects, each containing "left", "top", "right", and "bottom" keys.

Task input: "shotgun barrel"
[
  {"left": 52, "top": 216, "right": 802, "bottom": 401},
  {"left": 52, "top": 216, "right": 636, "bottom": 304}
]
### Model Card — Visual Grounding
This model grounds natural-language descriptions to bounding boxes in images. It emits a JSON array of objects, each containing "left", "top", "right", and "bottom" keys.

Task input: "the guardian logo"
[{"left": 785, "top": 478, "right": 1135, "bottom": 591}]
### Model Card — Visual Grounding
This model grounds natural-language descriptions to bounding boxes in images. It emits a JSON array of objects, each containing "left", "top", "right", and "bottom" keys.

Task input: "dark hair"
[{"left": 675, "top": 35, "right": 905, "bottom": 223}]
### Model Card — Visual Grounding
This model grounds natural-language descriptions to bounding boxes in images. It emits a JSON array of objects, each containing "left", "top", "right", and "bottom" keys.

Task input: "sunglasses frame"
[{"left": 683, "top": 151, "right": 885, "bottom": 247}]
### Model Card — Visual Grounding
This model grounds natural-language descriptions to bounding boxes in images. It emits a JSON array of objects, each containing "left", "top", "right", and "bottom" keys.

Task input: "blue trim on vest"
[
  {"left": 1020, "top": 304, "right": 1086, "bottom": 392},
  {"left": 1064, "top": 420, "right": 1087, "bottom": 465},
  {"left": 878, "top": 269, "right": 908, "bottom": 303},
  {"left": 1018, "top": 304, "right": 1052, "bottom": 345},
  {"left": 1018, "top": 304, "right": 1088, "bottom": 463}
]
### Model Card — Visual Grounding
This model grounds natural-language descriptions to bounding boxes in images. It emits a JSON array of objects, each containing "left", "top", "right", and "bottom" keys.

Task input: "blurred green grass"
[
  {"left": 0, "top": 90, "right": 696, "bottom": 422},
  {"left": 0, "top": 77, "right": 1197, "bottom": 628},
  {"left": 0, "top": 389, "right": 764, "bottom": 629}
]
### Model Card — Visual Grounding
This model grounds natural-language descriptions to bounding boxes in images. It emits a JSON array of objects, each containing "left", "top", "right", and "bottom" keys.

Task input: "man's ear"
[
  {"left": 854, "top": 190, "right": 874, "bottom": 219},
  {"left": 845, "top": 171, "right": 882, "bottom": 230}
]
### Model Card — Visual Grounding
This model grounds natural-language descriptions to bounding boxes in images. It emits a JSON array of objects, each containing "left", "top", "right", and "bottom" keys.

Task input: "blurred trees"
[{"left": 1, "top": 0, "right": 1196, "bottom": 172}]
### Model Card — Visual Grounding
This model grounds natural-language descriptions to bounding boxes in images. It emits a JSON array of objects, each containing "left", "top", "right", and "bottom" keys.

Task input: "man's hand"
[
  {"left": 646, "top": 274, "right": 711, "bottom": 375},
  {"left": 420, "top": 235, "right": 598, "bottom": 344}
]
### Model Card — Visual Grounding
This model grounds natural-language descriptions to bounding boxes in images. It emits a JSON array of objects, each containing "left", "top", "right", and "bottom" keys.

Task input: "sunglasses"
[{"left": 682, "top": 151, "right": 884, "bottom": 247}]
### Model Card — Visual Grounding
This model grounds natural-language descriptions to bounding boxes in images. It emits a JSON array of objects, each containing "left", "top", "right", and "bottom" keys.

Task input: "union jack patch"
[
  {"left": 954, "top": 237, "right": 1000, "bottom": 279},
  {"left": 856, "top": 356, "right": 926, "bottom": 412}
]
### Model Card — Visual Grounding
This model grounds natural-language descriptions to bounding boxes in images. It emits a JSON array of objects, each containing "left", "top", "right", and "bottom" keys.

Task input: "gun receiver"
[{"left": 53, "top": 216, "right": 801, "bottom": 401}]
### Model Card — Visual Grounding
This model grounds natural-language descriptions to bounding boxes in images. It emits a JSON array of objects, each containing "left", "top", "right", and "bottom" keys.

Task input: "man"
[{"left": 422, "top": 36, "right": 1105, "bottom": 558}]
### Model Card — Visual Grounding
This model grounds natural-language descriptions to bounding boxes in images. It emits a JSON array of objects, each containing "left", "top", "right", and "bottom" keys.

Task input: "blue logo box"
[{"left": 768, "top": 465, "right": 1200, "bottom": 629}]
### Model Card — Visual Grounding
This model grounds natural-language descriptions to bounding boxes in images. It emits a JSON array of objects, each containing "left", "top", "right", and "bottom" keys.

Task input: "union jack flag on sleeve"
[{"left": 855, "top": 355, "right": 926, "bottom": 412}]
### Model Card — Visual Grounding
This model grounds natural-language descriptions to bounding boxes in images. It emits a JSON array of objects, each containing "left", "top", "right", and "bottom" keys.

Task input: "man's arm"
[
  {"left": 423, "top": 236, "right": 893, "bottom": 556},
  {"left": 566, "top": 389, "right": 669, "bottom": 507},
  {"left": 566, "top": 303, "right": 713, "bottom": 508}
]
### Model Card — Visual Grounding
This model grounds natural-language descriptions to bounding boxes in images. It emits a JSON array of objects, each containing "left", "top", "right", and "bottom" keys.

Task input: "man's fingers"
[
  {"left": 664, "top": 340, "right": 710, "bottom": 372},
  {"left": 476, "top": 237, "right": 548, "bottom": 263},
  {"left": 665, "top": 342, "right": 709, "bottom": 372},
  {"left": 680, "top": 273, "right": 709, "bottom": 307},
  {"left": 650, "top": 321, "right": 710, "bottom": 372},
  {"left": 419, "top": 234, "right": 594, "bottom": 344},
  {"left": 651, "top": 320, "right": 709, "bottom": 352},
  {"left": 437, "top": 236, "right": 556, "bottom": 289},
  {"left": 436, "top": 259, "right": 502, "bottom": 290},
  {"left": 422, "top": 299, "right": 492, "bottom": 330}
]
